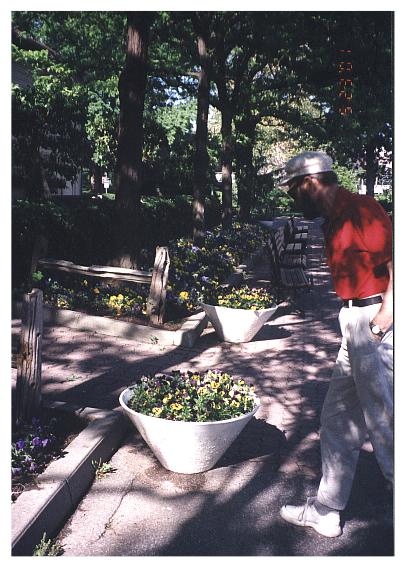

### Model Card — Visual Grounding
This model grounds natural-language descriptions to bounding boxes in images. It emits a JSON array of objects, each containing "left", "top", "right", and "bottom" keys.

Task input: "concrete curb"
[
  {"left": 11, "top": 401, "right": 128, "bottom": 556},
  {"left": 12, "top": 302, "right": 208, "bottom": 347}
]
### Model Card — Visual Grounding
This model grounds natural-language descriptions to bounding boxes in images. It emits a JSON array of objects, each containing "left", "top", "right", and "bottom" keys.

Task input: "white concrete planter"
[
  {"left": 119, "top": 387, "right": 260, "bottom": 474},
  {"left": 202, "top": 303, "right": 279, "bottom": 343}
]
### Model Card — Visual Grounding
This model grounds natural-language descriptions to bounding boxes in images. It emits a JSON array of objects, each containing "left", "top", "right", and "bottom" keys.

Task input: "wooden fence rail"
[{"left": 37, "top": 246, "right": 170, "bottom": 325}]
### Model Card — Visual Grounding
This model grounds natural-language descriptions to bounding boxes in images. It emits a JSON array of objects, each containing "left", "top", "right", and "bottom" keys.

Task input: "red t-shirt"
[{"left": 321, "top": 187, "right": 392, "bottom": 299}]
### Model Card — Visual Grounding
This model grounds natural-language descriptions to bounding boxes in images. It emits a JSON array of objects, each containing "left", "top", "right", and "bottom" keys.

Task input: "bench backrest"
[
  {"left": 284, "top": 220, "right": 293, "bottom": 241},
  {"left": 267, "top": 237, "right": 282, "bottom": 284},
  {"left": 273, "top": 228, "right": 286, "bottom": 257}
]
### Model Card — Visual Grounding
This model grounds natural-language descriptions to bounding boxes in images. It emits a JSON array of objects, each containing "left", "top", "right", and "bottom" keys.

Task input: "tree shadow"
[
  {"left": 12, "top": 218, "right": 393, "bottom": 556},
  {"left": 214, "top": 418, "right": 286, "bottom": 469}
]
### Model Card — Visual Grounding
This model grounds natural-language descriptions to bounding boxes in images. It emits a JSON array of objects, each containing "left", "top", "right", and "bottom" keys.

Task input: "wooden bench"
[
  {"left": 267, "top": 236, "right": 312, "bottom": 295},
  {"left": 275, "top": 226, "right": 305, "bottom": 255},
  {"left": 284, "top": 219, "right": 308, "bottom": 246},
  {"left": 271, "top": 229, "right": 307, "bottom": 269},
  {"left": 37, "top": 246, "right": 170, "bottom": 325},
  {"left": 289, "top": 216, "right": 309, "bottom": 234}
]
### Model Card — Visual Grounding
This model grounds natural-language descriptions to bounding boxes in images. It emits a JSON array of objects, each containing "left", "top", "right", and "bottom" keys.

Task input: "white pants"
[{"left": 317, "top": 301, "right": 393, "bottom": 510}]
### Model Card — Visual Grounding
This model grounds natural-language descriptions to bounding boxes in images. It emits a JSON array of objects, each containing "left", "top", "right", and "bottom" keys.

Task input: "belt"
[{"left": 342, "top": 296, "right": 383, "bottom": 308}]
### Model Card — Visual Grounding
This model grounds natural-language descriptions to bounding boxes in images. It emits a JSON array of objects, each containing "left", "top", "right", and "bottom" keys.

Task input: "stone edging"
[
  {"left": 11, "top": 401, "right": 128, "bottom": 556},
  {"left": 12, "top": 302, "right": 208, "bottom": 347}
]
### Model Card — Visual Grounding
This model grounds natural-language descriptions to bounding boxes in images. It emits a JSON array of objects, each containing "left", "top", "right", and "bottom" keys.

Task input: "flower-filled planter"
[
  {"left": 119, "top": 370, "right": 260, "bottom": 474},
  {"left": 202, "top": 285, "right": 279, "bottom": 343}
]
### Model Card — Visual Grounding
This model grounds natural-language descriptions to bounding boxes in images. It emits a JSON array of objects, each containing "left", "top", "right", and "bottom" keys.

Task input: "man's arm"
[{"left": 372, "top": 260, "right": 393, "bottom": 334}]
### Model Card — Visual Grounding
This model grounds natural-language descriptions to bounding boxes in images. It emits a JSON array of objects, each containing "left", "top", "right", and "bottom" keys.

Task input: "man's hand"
[{"left": 371, "top": 260, "right": 393, "bottom": 336}]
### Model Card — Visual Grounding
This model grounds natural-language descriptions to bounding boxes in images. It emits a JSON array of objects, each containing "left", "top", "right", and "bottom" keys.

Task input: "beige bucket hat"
[{"left": 280, "top": 151, "right": 334, "bottom": 186}]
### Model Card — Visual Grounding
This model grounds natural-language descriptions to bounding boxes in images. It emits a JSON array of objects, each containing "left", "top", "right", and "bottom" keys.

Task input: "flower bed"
[
  {"left": 18, "top": 222, "right": 268, "bottom": 324},
  {"left": 12, "top": 410, "right": 85, "bottom": 502},
  {"left": 125, "top": 369, "right": 256, "bottom": 422}
]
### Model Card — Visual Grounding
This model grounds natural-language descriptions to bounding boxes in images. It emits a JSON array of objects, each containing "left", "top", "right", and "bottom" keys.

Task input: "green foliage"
[
  {"left": 12, "top": 45, "right": 89, "bottom": 194},
  {"left": 251, "top": 188, "right": 294, "bottom": 219},
  {"left": 92, "top": 459, "right": 115, "bottom": 479},
  {"left": 33, "top": 533, "right": 64, "bottom": 556},
  {"left": 12, "top": 196, "right": 222, "bottom": 287},
  {"left": 12, "top": 198, "right": 115, "bottom": 287},
  {"left": 12, "top": 12, "right": 125, "bottom": 195},
  {"left": 11, "top": 11, "right": 392, "bottom": 228},
  {"left": 39, "top": 275, "right": 148, "bottom": 317},
  {"left": 85, "top": 77, "right": 119, "bottom": 170},
  {"left": 31, "top": 270, "right": 44, "bottom": 282},
  {"left": 333, "top": 164, "right": 362, "bottom": 193},
  {"left": 154, "top": 100, "right": 197, "bottom": 146}
]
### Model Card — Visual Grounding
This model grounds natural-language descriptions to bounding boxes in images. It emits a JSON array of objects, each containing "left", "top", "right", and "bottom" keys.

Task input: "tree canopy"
[{"left": 12, "top": 10, "right": 393, "bottom": 259}]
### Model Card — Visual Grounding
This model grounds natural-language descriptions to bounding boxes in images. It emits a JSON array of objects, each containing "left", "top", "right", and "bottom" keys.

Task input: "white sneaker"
[{"left": 280, "top": 496, "right": 342, "bottom": 538}]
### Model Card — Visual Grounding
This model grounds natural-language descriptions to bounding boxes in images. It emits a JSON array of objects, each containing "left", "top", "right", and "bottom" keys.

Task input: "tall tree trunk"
[
  {"left": 91, "top": 162, "right": 103, "bottom": 194},
  {"left": 213, "top": 27, "right": 251, "bottom": 230},
  {"left": 235, "top": 114, "right": 256, "bottom": 222},
  {"left": 365, "top": 140, "right": 378, "bottom": 198},
  {"left": 112, "top": 12, "right": 151, "bottom": 268},
  {"left": 236, "top": 145, "right": 254, "bottom": 222},
  {"left": 220, "top": 105, "right": 233, "bottom": 229},
  {"left": 192, "top": 14, "right": 211, "bottom": 247},
  {"left": 30, "top": 147, "right": 51, "bottom": 200}
]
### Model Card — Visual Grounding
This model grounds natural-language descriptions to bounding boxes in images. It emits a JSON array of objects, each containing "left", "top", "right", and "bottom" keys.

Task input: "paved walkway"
[{"left": 12, "top": 219, "right": 393, "bottom": 556}]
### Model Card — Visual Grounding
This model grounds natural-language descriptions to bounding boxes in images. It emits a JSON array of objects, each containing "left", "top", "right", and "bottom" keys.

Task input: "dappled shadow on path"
[
  {"left": 13, "top": 218, "right": 393, "bottom": 556},
  {"left": 214, "top": 418, "right": 286, "bottom": 470}
]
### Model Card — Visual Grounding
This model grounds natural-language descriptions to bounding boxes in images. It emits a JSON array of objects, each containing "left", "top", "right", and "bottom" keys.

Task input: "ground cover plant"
[
  {"left": 11, "top": 411, "right": 85, "bottom": 502},
  {"left": 20, "top": 222, "right": 269, "bottom": 323},
  {"left": 33, "top": 533, "right": 64, "bottom": 556},
  {"left": 125, "top": 369, "right": 257, "bottom": 422}
]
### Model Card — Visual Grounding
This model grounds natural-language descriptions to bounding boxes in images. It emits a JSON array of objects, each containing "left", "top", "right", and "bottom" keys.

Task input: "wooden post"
[
  {"left": 16, "top": 289, "right": 43, "bottom": 424},
  {"left": 146, "top": 247, "right": 170, "bottom": 326}
]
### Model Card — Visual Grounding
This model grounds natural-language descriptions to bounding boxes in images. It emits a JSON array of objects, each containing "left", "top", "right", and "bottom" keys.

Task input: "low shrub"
[{"left": 12, "top": 195, "right": 222, "bottom": 287}]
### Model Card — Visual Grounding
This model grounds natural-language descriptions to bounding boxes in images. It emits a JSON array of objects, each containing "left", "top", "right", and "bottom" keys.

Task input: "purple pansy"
[{"left": 15, "top": 440, "right": 25, "bottom": 451}]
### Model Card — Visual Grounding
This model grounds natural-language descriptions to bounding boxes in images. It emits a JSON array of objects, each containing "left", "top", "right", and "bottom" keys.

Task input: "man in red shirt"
[{"left": 277, "top": 151, "right": 393, "bottom": 537}]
